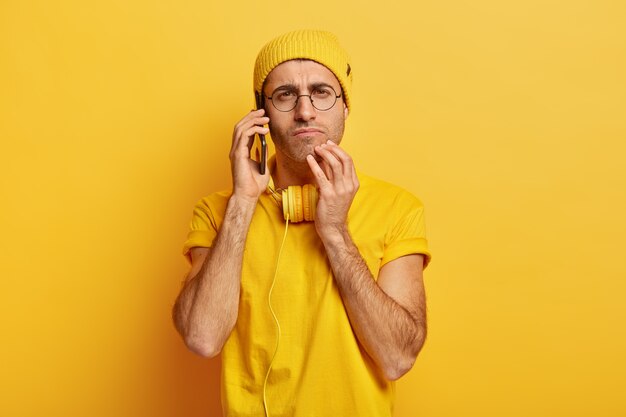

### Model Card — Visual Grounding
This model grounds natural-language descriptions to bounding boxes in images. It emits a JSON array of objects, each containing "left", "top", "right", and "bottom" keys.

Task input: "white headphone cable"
[{"left": 262, "top": 216, "right": 290, "bottom": 417}]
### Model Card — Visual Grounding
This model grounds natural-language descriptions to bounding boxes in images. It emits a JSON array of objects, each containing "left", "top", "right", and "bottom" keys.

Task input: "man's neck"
[{"left": 272, "top": 153, "right": 316, "bottom": 190}]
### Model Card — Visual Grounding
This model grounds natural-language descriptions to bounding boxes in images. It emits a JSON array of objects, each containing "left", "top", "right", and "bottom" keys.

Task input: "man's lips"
[{"left": 292, "top": 128, "right": 324, "bottom": 137}]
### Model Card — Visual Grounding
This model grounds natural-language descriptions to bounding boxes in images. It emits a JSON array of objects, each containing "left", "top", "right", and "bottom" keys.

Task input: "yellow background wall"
[{"left": 1, "top": 0, "right": 625, "bottom": 416}]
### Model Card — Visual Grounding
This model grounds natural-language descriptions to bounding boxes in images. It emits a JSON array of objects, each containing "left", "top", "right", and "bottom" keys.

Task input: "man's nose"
[{"left": 293, "top": 95, "right": 316, "bottom": 121}]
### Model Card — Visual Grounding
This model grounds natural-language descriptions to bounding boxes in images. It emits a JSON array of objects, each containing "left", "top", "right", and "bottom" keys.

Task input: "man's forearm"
[
  {"left": 173, "top": 195, "right": 257, "bottom": 357},
  {"left": 321, "top": 227, "right": 426, "bottom": 380}
]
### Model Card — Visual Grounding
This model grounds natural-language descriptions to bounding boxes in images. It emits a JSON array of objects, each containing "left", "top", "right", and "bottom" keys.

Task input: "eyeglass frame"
[{"left": 263, "top": 84, "right": 343, "bottom": 112}]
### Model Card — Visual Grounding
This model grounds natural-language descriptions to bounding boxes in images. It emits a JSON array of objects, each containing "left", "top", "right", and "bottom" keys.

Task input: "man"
[{"left": 173, "top": 30, "right": 431, "bottom": 416}]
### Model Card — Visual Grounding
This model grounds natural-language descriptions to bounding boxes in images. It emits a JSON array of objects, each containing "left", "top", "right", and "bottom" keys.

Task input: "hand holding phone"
[{"left": 254, "top": 92, "right": 268, "bottom": 175}]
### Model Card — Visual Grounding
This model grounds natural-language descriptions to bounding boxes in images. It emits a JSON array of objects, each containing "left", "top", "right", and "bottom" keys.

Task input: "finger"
[
  {"left": 243, "top": 116, "right": 270, "bottom": 146},
  {"left": 233, "top": 126, "right": 269, "bottom": 159},
  {"left": 324, "top": 141, "right": 355, "bottom": 181},
  {"left": 320, "top": 158, "right": 333, "bottom": 182},
  {"left": 235, "top": 109, "right": 265, "bottom": 128},
  {"left": 233, "top": 110, "right": 263, "bottom": 137},
  {"left": 244, "top": 126, "right": 269, "bottom": 152},
  {"left": 312, "top": 147, "right": 334, "bottom": 182},
  {"left": 315, "top": 144, "right": 344, "bottom": 186},
  {"left": 232, "top": 110, "right": 268, "bottom": 148},
  {"left": 234, "top": 116, "right": 269, "bottom": 141},
  {"left": 249, "top": 115, "right": 270, "bottom": 127},
  {"left": 306, "top": 154, "right": 331, "bottom": 190}
]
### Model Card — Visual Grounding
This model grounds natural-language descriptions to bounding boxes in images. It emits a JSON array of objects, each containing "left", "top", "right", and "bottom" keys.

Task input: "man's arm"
[
  {"left": 306, "top": 141, "right": 427, "bottom": 380},
  {"left": 322, "top": 236, "right": 426, "bottom": 381},
  {"left": 172, "top": 196, "right": 257, "bottom": 357},
  {"left": 172, "top": 109, "right": 270, "bottom": 357}
]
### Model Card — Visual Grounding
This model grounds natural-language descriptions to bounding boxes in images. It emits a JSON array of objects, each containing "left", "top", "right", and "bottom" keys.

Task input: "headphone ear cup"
[
  {"left": 281, "top": 188, "right": 288, "bottom": 221},
  {"left": 302, "top": 186, "right": 311, "bottom": 221},
  {"left": 302, "top": 184, "right": 318, "bottom": 221},
  {"left": 281, "top": 185, "right": 318, "bottom": 223},
  {"left": 293, "top": 186, "right": 303, "bottom": 222},
  {"left": 282, "top": 186, "right": 299, "bottom": 222},
  {"left": 281, "top": 188, "right": 290, "bottom": 221}
]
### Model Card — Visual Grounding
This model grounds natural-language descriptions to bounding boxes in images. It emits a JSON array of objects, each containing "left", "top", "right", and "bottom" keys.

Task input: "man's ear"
[{"left": 343, "top": 103, "right": 349, "bottom": 120}]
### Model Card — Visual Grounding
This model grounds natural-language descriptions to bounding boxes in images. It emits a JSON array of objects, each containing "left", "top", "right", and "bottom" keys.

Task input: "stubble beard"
[{"left": 269, "top": 124, "right": 345, "bottom": 165}]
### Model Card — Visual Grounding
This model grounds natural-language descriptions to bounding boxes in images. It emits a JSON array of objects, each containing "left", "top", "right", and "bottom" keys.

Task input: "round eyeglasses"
[{"left": 265, "top": 85, "right": 342, "bottom": 112}]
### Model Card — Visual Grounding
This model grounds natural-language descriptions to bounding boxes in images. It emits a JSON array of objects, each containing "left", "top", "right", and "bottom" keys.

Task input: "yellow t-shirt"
[{"left": 183, "top": 173, "right": 431, "bottom": 417}]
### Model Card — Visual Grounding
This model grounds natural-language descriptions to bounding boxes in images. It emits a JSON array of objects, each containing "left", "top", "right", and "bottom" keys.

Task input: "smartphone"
[{"left": 254, "top": 91, "right": 267, "bottom": 175}]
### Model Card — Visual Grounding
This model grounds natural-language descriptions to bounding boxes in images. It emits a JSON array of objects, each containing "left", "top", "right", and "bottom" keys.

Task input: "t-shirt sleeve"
[
  {"left": 181, "top": 198, "right": 220, "bottom": 263},
  {"left": 381, "top": 192, "right": 432, "bottom": 268}
]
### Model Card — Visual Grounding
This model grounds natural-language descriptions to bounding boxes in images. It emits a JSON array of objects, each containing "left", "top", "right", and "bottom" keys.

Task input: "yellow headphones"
[
  {"left": 280, "top": 184, "right": 318, "bottom": 222},
  {"left": 267, "top": 179, "right": 319, "bottom": 223}
]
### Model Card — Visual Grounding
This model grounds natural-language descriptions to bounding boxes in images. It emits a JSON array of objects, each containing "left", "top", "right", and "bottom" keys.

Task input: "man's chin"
[
  {"left": 279, "top": 149, "right": 316, "bottom": 165},
  {"left": 275, "top": 139, "right": 328, "bottom": 164},
  {"left": 291, "top": 144, "right": 320, "bottom": 162}
]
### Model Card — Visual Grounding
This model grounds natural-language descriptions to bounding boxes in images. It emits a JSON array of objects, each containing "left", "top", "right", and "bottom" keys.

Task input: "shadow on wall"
[
  {"left": 163, "top": 331, "right": 222, "bottom": 416},
  {"left": 156, "top": 259, "right": 222, "bottom": 416}
]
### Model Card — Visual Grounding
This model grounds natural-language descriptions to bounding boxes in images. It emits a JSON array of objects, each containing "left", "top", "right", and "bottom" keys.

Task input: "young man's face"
[{"left": 263, "top": 60, "right": 349, "bottom": 164}]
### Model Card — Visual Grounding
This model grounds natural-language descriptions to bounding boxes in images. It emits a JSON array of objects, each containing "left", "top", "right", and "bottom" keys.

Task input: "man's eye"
[
  {"left": 312, "top": 88, "right": 332, "bottom": 98},
  {"left": 277, "top": 91, "right": 295, "bottom": 100}
]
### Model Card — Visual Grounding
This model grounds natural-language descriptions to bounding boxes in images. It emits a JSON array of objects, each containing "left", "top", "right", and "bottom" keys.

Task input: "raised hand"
[
  {"left": 229, "top": 109, "right": 270, "bottom": 202},
  {"left": 306, "top": 140, "right": 359, "bottom": 239}
]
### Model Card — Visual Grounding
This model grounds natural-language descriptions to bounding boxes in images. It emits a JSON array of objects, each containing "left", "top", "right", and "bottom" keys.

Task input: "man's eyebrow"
[
  {"left": 272, "top": 83, "right": 298, "bottom": 92},
  {"left": 272, "top": 82, "right": 337, "bottom": 92},
  {"left": 310, "top": 82, "right": 336, "bottom": 90}
]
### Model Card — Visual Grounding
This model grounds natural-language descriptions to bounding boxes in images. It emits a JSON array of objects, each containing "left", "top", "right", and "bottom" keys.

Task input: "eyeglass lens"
[{"left": 268, "top": 86, "right": 340, "bottom": 112}]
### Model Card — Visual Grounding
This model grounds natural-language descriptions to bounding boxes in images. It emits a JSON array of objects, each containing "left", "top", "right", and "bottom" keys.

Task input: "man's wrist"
[
  {"left": 225, "top": 193, "right": 259, "bottom": 225},
  {"left": 229, "top": 192, "right": 260, "bottom": 209},
  {"left": 318, "top": 223, "right": 351, "bottom": 248}
]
